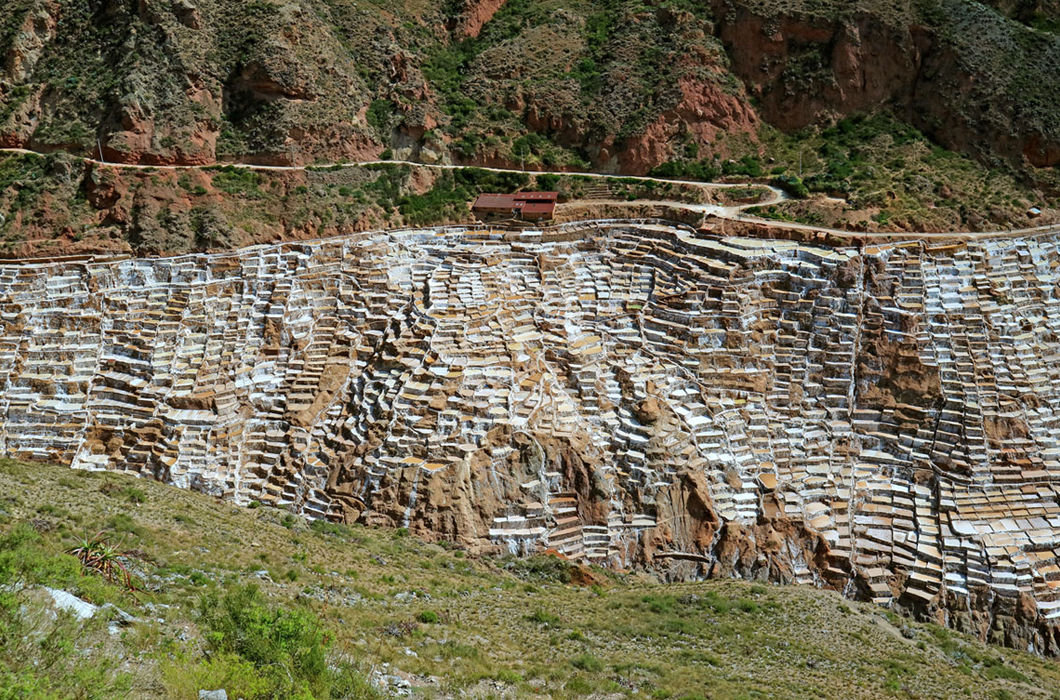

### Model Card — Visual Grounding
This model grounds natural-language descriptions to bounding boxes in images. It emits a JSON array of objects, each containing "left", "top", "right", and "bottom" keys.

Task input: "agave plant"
[{"left": 67, "top": 531, "right": 138, "bottom": 592}]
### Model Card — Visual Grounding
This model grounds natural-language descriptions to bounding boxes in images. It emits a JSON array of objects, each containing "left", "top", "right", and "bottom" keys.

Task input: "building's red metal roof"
[
  {"left": 473, "top": 194, "right": 520, "bottom": 209},
  {"left": 472, "top": 192, "right": 558, "bottom": 219},
  {"left": 519, "top": 202, "right": 556, "bottom": 215}
]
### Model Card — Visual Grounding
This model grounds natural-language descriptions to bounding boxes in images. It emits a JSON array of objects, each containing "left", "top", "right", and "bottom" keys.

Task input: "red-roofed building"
[{"left": 471, "top": 191, "right": 558, "bottom": 221}]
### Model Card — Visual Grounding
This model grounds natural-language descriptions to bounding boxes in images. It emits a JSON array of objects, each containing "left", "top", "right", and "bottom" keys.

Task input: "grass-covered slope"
[
  {"left": 2, "top": 457, "right": 1060, "bottom": 698},
  {"left": 741, "top": 114, "right": 1053, "bottom": 232}
]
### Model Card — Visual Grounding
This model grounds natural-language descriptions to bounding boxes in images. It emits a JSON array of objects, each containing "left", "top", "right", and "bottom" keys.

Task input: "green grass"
[
  {"left": 210, "top": 167, "right": 265, "bottom": 197},
  {"left": 1, "top": 457, "right": 1059, "bottom": 698},
  {"left": 738, "top": 112, "right": 1052, "bottom": 231}
]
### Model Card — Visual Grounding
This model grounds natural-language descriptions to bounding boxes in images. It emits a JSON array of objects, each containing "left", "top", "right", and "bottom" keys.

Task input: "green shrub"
[
  {"left": 772, "top": 174, "right": 809, "bottom": 199},
  {"left": 161, "top": 652, "right": 274, "bottom": 700},
  {"left": 366, "top": 99, "right": 397, "bottom": 138},
  {"left": 722, "top": 155, "right": 763, "bottom": 178},
  {"left": 504, "top": 554, "right": 572, "bottom": 583},
  {"left": 417, "top": 610, "right": 439, "bottom": 624},
  {"left": 702, "top": 591, "right": 732, "bottom": 614},
  {"left": 121, "top": 486, "right": 145, "bottom": 504},
  {"left": 570, "top": 652, "right": 603, "bottom": 672},
  {"left": 982, "top": 659, "right": 1027, "bottom": 682},
  {"left": 439, "top": 640, "right": 479, "bottom": 659},
  {"left": 196, "top": 583, "right": 376, "bottom": 698},
  {"left": 454, "top": 167, "right": 529, "bottom": 191},
  {"left": 0, "top": 523, "right": 79, "bottom": 588},
  {"left": 649, "top": 160, "right": 721, "bottom": 181},
  {"left": 642, "top": 594, "right": 676, "bottom": 614},
  {"left": 309, "top": 519, "right": 354, "bottom": 538},
  {"left": 211, "top": 167, "right": 263, "bottom": 197},
  {"left": 535, "top": 173, "right": 561, "bottom": 190},
  {"left": 528, "top": 609, "right": 560, "bottom": 626}
]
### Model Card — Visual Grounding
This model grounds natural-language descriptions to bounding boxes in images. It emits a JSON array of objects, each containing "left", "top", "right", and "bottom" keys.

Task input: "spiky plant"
[{"left": 67, "top": 531, "right": 138, "bottom": 592}]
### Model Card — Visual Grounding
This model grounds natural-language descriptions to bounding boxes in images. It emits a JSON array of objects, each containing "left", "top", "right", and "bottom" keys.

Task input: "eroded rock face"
[
  {"left": 449, "top": 0, "right": 509, "bottom": 39},
  {"left": 712, "top": 0, "right": 1060, "bottom": 168},
  {"left": 2, "top": 1, "right": 1055, "bottom": 174},
  {"left": 0, "top": 0, "right": 380, "bottom": 166},
  {"left": 613, "top": 75, "right": 761, "bottom": 174},
  {"left": 2, "top": 222, "right": 1060, "bottom": 652}
]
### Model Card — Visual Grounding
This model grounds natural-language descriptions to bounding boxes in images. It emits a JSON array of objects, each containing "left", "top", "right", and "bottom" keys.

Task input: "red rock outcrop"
[
  {"left": 451, "top": 0, "right": 508, "bottom": 39},
  {"left": 615, "top": 75, "right": 761, "bottom": 175}
]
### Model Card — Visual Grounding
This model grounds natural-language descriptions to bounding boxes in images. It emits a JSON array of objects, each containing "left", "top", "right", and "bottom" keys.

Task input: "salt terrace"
[{"left": 2, "top": 219, "right": 1060, "bottom": 638}]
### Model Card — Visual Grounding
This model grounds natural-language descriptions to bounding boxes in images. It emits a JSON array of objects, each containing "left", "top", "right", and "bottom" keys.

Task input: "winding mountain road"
[{"left": 1, "top": 146, "right": 1057, "bottom": 243}]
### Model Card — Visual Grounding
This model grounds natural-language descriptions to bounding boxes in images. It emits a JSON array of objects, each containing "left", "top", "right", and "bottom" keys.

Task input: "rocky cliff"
[
  {"left": 1, "top": 0, "right": 1057, "bottom": 173},
  {"left": 3, "top": 221, "right": 1060, "bottom": 653},
  {"left": 714, "top": 0, "right": 1060, "bottom": 168}
]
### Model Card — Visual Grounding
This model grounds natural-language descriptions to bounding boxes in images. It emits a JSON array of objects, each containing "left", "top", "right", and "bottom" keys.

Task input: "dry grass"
[{"left": 3, "top": 457, "right": 1060, "bottom": 698}]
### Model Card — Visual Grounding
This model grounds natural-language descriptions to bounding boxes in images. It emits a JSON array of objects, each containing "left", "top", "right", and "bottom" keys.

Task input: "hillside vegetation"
[
  {"left": 2, "top": 0, "right": 1059, "bottom": 173},
  {"left": 0, "top": 1, "right": 1058, "bottom": 246},
  {"left": 0, "top": 153, "right": 719, "bottom": 257},
  {"left": 2, "top": 457, "right": 1060, "bottom": 698}
]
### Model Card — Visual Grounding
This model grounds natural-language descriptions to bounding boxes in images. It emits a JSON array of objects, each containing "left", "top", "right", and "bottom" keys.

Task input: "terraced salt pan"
[{"left": 1, "top": 221, "right": 1060, "bottom": 634}]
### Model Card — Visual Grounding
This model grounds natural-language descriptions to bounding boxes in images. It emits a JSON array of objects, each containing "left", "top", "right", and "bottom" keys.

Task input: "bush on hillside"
[{"left": 194, "top": 583, "right": 378, "bottom": 699}]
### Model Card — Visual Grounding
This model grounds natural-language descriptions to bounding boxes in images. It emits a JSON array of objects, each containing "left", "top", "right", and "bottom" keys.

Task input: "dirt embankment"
[{"left": 554, "top": 201, "right": 706, "bottom": 227}]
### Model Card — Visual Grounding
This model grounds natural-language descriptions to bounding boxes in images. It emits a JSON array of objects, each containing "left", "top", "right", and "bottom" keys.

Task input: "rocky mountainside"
[
  {"left": 1, "top": 0, "right": 1058, "bottom": 176},
  {"left": 5, "top": 219, "right": 1060, "bottom": 654}
]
